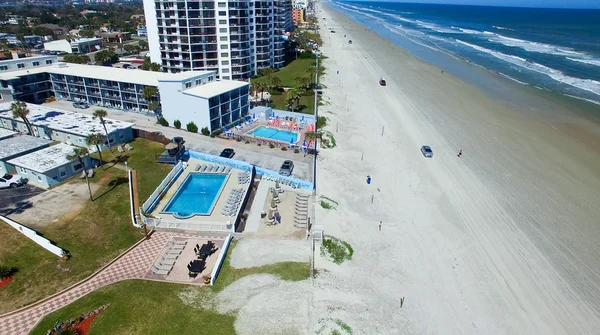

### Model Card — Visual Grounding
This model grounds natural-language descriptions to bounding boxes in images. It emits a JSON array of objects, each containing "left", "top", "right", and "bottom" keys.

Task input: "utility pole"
[{"left": 313, "top": 50, "right": 320, "bottom": 195}]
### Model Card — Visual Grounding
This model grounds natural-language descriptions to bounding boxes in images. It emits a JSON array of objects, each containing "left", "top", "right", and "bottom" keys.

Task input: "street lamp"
[{"left": 312, "top": 50, "right": 320, "bottom": 195}]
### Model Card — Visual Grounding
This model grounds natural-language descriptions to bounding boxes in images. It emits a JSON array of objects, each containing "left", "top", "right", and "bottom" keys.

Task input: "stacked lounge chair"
[
  {"left": 152, "top": 240, "right": 188, "bottom": 275},
  {"left": 238, "top": 172, "right": 251, "bottom": 184},
  {"left": 294, "top": 194, "right": 310, "bottom": 228},
  {"left": 221, "top": 188, "right": 244, "bottom": 216}
]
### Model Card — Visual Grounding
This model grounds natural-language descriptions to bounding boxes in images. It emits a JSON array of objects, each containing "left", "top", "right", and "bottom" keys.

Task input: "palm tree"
[
  {"left": 271, "top": 77, "right": 283, "bottom": 90},
  {"left": 67, "top": 147, "right": 93, "bottom": 201},
  {"left": 306, "top": 66, "right": 317, "bottom": 88},
  {"left": 86, "top": 133, "right": 105, "bottom": 170},
  {"left": 10, "top": 101, "right": 33, "bottom": 135},
  {"left": 285, "top": 89, "right": 301, "bottom": 112},
  {"left": 295, "top": 76, "right": 305, "bottom": 90},
  {"left": 254, "top": 82, "right": 266, "bottom": 103},
  {"left": 92, "top": 109, "right": 111, "bottom": 152},
  {"left": 142, "top": 86, "right": 160, "bottom": 118}
]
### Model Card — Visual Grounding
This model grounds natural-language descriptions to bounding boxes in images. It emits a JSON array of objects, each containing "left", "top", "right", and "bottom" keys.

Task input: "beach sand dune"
[{"left": 312, "top": 2, "right": 600, "bottom": 334}]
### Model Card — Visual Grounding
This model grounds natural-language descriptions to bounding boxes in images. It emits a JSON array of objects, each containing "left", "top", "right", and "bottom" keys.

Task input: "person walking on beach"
[
  {"left": 457, "top": 150, "right": 462, "bottom": 158},
  {"left": 379, "top": 221, "right": 382, "bottom": 231}
]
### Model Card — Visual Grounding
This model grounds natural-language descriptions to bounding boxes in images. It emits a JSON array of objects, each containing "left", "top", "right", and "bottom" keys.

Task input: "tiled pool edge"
[
  {"left": 245, "top": 125, "right": 301, "bottom": 144},
  {"left": 160, "top": 173, "right": 229, "bottom": 217}
]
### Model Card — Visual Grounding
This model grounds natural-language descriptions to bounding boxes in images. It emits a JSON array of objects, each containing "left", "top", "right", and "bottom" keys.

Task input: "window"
[
  {"left": 219, "top": 28, "right": 227, "bottom": 33},
  {"left": 67, "top": 135, "right": 71, "bottom": 140},
  {"left": 37, "top": 175, "right": 41, "bottom": 181},
  {"left": 220, "top": 45, "right": 228, "bottom": 50},
  {"left": 73, "top": 163, "right": 83, "bottom": 171},
  {"left": 219, "top": 19, "right": 227, "bottom": 24},
  {"left": 221, "top": 60, "right": 229, "bottom": 65},
  {"left": 218, "top": 2, "right": 226, "bottom": 7},
  {"left": 195, "top": 79, "right": 201, "bottom": 85},
  {"left": 185, "top": 82, "right": 192, "bottom": 88},
  {"left": 222, "top": 68, "right": 230, "bottom": 73},
  {"left": 220, "top": 53, "right": 229, "bottom": 57},
  {"left": 222, "top": 76, "right": 230, "bottom": 80},
  {"left": 0, "top": 93, "right": 3, "bottom": 100},
  {"left": 32, "top": 61, "right": 39, "bottom": 66},
  {"left": 0, "top": 66, "right": 7, "bottom": 71},
  {"left": 220, "top": 36, "right": 228, "bottom": 41},
  {"left": 17, "top": 63, "right": 25, "bottom": 69},
  {"left": 46, "top": 60, "right": 53, "bottom": 64},
  {"left": 120, "top": 132, "right": 124, "bottom": 139},
  {"left": 19, "top": 167, "right": 27, "bottom": 173},
  {"left": 78, "top": 138, "right": 83, "bottom": 143},
  {"left": 218, "top": 11, "right": 226, "bottom": 16}
]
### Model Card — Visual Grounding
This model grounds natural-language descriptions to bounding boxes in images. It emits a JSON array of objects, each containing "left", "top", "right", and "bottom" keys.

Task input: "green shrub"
[
  {"left": 173, "top": 120, "right": 181, "bottom": 129},
  {"left": 200, "top": 127, "right": 210, "bottom": 136},
  {"left": 281, "top": 147, "right": 288, "bottom": 151},
  {"left": 158, "top": 117, "right": 169, "bottom": 127},
  {"left": 320, "top": 236, "right": 354, "bottom": 264},
  {"left": 212, "top": 129, "right": 224, "bottom": 136},
  {"left": 0, "top": 265, "right": 17, "bottom": 278},
  {"left": 186, "top": 122, "right": 198, "bottom": 133},
  {"left": 269, "top": 143, "right": 275, "bottom": 148},
  {"left": 298, "top": 51, "right": 315, "bottom": 59},
  {"left": 317, "top": 116, "right": 327, "bottom": 129},
  {"left": 294, "top": 148, "right": 300, "bottom": 153}
]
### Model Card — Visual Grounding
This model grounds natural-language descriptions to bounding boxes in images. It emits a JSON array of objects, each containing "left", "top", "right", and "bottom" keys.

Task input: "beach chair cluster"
[
  {"left": 237, "top": 172, "right": 251, "bottom": 184},
  {"left": 80, "top": 169, "right": 94, "bottom": 179},
  {"left": 262, "top": 174, "right": 302, "bottom": 189},
  {"left": 152, "top": 240, "right": 187, "bottom": 276},
  {"left": 117, "top": 143, "right": 134, "bottom": 153},
  {"left": 221, "top": 188, "right": 244, "bottom": 217},
  {"left": 194, "top": 163, "right": 232, "bottom": 173},
  {"left": 294, "top": 194, "right": 310, "bottom": 228},
  {"left": 268, "top": 118, "right": 301, "bottom": 130}
]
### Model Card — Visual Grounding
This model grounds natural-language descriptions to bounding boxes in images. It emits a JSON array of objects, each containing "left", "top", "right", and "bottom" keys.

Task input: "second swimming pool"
[{"left": 247, "top": 126, "right": 299, "bottom": 143}]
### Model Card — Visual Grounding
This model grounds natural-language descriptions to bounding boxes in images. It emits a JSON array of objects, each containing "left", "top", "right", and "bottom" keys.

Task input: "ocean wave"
[
  {"left": 383, "top": 22, "right": 440, "bottom": 52},
  {"left": 415, "top": 20, "right": 459, "bottom": 34},
  {"left": 566, "top": 57, "right": 600, "bottom": 67},
  {"left": 381, "top": 12, "right": 417, "bottom": 24},
  {"left": 493, "top": 26, "right": 514, "bottom": 31},
  {"left": 498, "top": 73, "right": 529, "bottom": 85},
  {"left": 563, "top": 94, "right": 600, "bottom": 106},
  {"left": 456, "top": 40, "right": 600, "bottom": 97},
  {"left": 488, "top": 34, "right": 587, "bottom": 59}
]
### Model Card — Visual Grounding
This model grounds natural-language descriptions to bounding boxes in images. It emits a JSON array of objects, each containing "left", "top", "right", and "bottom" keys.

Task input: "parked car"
[
  {"left": 421, "top": 145, "right": 433, "bottom": 158},
  {"left": 72, "top": 102, "right": 90, "bottom": 109},
  {"left": 379, "top": 78, "right": 387, "bottom": 86},
  {"left": 279, "top": 160, "right": 294, "bottom": 176},
  {"left": 220, "top": 148, "right": 235, "bottom": 158},
  {"left": 0, "top": 174, "right": 24, "bottom": 189}
]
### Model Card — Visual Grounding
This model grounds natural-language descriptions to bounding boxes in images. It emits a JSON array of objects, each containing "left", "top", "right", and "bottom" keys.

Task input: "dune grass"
[
  {"left": 321, "top": 236, "right": 354, "bottom": 265},
  {"left": 0, "top": 139, "right": 171, "bottom": 314}
]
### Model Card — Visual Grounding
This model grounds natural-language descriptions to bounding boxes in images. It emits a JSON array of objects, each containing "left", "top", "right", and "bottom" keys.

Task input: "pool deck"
[
  {"left": 150, "top": 158, "right": 251, "bottom": 228},
  {"left": 230, "top": 119, "right": 311, "bottom": 145}
]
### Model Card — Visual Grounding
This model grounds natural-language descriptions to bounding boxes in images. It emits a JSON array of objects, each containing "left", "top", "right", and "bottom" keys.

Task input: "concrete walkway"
[{"left": 0, "top": 231, "right": 173, "bottom": 335}]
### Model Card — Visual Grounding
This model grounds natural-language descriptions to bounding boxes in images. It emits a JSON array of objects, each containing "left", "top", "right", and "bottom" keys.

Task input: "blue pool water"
[
  {"left": 247, "top": 126, "right": 299, "bottom": 143},
  {"left": 162, "top": 173, "right": 227, "bottom": 217}
]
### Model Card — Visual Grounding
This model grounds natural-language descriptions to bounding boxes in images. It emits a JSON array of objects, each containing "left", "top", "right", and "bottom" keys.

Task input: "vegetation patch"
[
  {"left": 335, "top": 319, "right": 353, "bottom": 334},
  {"left": 0, "top": 139, "right": 170, "bottom": 314},
  {"left": 319, "top": 196, "right": 338, "bottom": 210},
  {"left": 321, "top": 236, "right": 354, "bottom": 265},
  {"left": 320, "top": 131, "right": 337, "bottom": 149},
  {"left": 47, "top": 304, "right": 110, "bottom": 335}
]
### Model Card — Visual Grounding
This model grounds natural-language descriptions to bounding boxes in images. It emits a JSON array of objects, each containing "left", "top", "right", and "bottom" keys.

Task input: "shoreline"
[{"left": 312, "top": 1, "right": 600, "bottom": 333}]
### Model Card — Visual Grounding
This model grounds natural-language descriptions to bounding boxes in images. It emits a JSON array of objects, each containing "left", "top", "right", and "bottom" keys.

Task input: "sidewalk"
[{"left": 43, "top": 101, "right": 315, "bottom": 182}]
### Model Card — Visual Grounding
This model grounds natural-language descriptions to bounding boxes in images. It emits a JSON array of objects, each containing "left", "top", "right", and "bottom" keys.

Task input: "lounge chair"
[
  {"left": 201, "top": 165, "right": 208, "bottom": 172},
  {"left": 166, "top": 250, "right": 181, "bottom": 255},
  {"left": 162, "top": 254, "right": 178, "bottom": 260},
  {"left": 80, "top": 170, "right": 86, "bottom": 179},
  {"left": 153, "top": 269, "right": 170, "bottom": 275},
  {"left": 156, "top": 259, "right": 176, "bottom": 266},
  {"left": 117, "top": 145, "right": 125, "bottom": 153},
  {"left": 125, "top": 143, "right": 134, "bottom": 150},
  {"left": 153, "top": 263, "right": 172, "bottom": 271},
  {"left": 87, "top": 169, "right": 94, "bottom": 178},
  {"left": 219, "top": 166, "right": 226, "bottom": 173},
  {"left": 171, "top": 240, "right": 187, "bottom": 246},
  {"left": 169, "top": 245, "right": 185, "bottom": 251},
  {"left": 225, "top": 166, "right": 231, "bottom": 173},
  {"left": 195, "top": 164, "right": 201, "bottom": 171}
]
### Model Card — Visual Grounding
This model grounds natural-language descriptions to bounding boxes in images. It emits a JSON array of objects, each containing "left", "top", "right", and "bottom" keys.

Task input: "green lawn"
[
  {"left": 30, "top": 240, "right": 310, "bottom": 335},
  {"left": 252, "top": 57, "right": 325, "bottom": 88},
  {"left": 269, "top": 93, "right": 317, "bottom": 115},
  {"left": 0, "top": 138, "right": 171, "bottom": 314}
]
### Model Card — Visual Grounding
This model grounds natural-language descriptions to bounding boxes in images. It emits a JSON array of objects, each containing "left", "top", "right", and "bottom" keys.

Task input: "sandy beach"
[{"left": 310, "top": 1, "right": 600, "bottom": 334}]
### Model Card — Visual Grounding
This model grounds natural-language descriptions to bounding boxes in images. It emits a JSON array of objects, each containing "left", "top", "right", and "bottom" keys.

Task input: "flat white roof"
[
  {"left": 0, "top": 102, "right": 135, "bottom": 137},
  {"left": 183, "top": 80, "right": 249, "bottom": 99},
  {"left": 8, "top": 143, "right": 80, "bottom": 173},
  {"left": 0, "top": 62, "right": 214, "bottom": 86},
  {"left": 0, "top": 135, "right": 52, "bottom": 160},
  {"left": 0, "top": 128, "right": 16, "bottom": 140}
]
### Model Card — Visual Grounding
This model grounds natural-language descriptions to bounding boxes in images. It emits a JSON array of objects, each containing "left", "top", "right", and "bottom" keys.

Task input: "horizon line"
[{"left": 337, "top": 0, "right": 600, "bottom": 10}]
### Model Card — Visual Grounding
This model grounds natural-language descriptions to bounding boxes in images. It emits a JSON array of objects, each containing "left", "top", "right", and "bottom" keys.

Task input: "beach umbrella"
[
  {"left": 238, "top": 119, "right": 241, "bottom": 125},
  {"left": 225, "top": 126, "right": 228, "bottom": 133},
  {"left": 301, "top": 115, "right": 304, "bottom": 122},
  {"left": 290, "top": 137, "right": 294, "bottom": 145},
  {"left": 302, "top": 140, "right": 307, "bottom": 149},
  {"left": 252, "top": 112, "right": 256, "bottom": 119}
]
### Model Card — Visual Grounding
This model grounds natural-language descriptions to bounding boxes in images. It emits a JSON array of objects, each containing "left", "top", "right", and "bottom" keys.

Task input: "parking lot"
[{"left": 0, "top": 184, "right": 45, "bottom": 216}]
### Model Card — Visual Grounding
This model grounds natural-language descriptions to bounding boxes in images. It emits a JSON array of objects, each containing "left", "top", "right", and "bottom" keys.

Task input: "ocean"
[{"left": 327, "top": 1, "right": 600, "bottom": 106}]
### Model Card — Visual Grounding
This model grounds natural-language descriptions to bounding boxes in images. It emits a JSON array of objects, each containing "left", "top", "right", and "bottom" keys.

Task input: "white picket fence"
[
  {"left": 142, "top": 161, "right": 184, "bottom": 213},
  {"left": 1, "top": 215, "right": 66, "bottom": 257},
  {"left": 141, "top": 215, "right": 234, "bottom": 233}
]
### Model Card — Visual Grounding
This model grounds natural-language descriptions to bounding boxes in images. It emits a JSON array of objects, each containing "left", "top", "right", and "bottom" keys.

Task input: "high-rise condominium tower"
[{"left": 143, "top": 0, "right": 293, "bottom": 80}]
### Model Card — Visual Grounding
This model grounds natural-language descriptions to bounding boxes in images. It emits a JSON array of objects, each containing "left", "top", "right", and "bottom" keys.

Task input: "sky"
[{"left": 347, "top": 0, "right": 600, "bottom": 9}]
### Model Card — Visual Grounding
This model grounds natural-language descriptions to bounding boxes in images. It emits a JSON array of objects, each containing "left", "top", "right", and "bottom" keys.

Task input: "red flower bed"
[
  {"left": 75, "top": 309, "right": 105, "bottom": 335},
  {"left": 0, "top": 276, "right": 13, "bottom": 290}
]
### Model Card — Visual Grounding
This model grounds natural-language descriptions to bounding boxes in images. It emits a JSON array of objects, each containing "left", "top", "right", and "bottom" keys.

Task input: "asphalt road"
[{"left": 0, "top": 184, "right": 45, "bottom": 216}]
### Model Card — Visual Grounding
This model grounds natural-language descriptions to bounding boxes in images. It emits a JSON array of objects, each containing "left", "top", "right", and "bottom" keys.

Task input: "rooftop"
[
  {"left": 7, "top": 143, "right": 80, "bottom": 173},
  {"left": 0, "top": 135, "right": 52, "bottom": 160},
  {"left": 0, "top": 62, "right": 215, "bottom": 86},
  {"left": 183, "top": 80, "right": 249, "bottom": 99},
  {"left": 0, "top": 128, "right": 16, "bottom": 140},
  {"left": 0, "top": 102, "right": 135, "bottom": 137}
]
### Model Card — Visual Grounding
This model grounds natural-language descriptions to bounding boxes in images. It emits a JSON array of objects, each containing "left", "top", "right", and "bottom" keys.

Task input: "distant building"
[
  {"left": 36, "top": 24, "right": 69, "bottom": 36},
  {"left": 99, "top": 32, "right": 131, "bottom": 43},
  {"left": 43, "top": 38, "right": 103, "bottom": 54},
  {"left": 293, "top": 8, "right": 306, "bottom": 26},
  {"left": 136, "top": 26, "right": 147, "bottom": 37},
  {"left": 0, "top": 34, "right": 21, "bottom": 45},
  {"left": 23, "top": 36, "right": 43, "bottom": 46},
  {"left": 0, "top": 55, "right": 57, "bottom": 104},
  {"left": 6, "top": 15, "right": 22, "bottom": 25},
  {"left": 0, "top": 128, "right": 15, "bottom": 141},
  {"left": 8, "top": 143, "right": 93, "bottom": 188},
  {"left": 0, "top": 135, "right": 52, "bottom": 174},
  {"left": 293, "top": 0, "right": 309, "bottom": 9}
]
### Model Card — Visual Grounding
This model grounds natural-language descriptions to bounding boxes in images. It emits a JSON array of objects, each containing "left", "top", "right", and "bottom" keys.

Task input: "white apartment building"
[
  {"left": 293, "top": 0, "right": 308, "bottom": 9},
  {"left": 143, "top": 0, "right": 293, "bottom": 79}
]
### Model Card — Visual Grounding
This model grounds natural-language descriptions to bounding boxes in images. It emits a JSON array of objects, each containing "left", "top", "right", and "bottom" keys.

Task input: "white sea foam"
[
  {"left": 488, "top": 34, "right": 588, "bottom": 59},
  {"left": 567, "top": 57, "right": 600, "bottom": 67},
  {"left": 415, "top": 20, "right": 458, "bottom": 34},
  {"left": 381, "top": 12, "right": 417, "bottom": 24},
  {"left": 499, "top": 73, "right": 529, "bottom": 85},
  {"left": 456, "top": 40, "right": 600, "bottom": 97},
  {"left": 493, "top": 26, "right": 514, "bottom": 31},
  {"left": 563, "top": 94, "right": 600, "bottom": 106},
  {"left": 383, "top": 22, "right": 440, "bottom": 52}
]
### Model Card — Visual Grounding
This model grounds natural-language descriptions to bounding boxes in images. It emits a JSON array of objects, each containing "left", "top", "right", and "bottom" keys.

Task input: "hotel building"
[{"left": 143, "top": 0, "right": 293, "bottom": 79}]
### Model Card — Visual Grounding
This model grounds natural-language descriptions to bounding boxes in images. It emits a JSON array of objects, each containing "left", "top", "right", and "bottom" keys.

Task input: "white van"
[{"left": 0, "top": 174, "right": 24, "bottom": 189}]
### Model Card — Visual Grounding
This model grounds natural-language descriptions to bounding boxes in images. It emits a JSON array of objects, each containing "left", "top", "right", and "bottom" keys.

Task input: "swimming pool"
[
  {"left": 247, "top": 126, "right": 299, "bottom": 143},
  {"left": 161, "top": 173, "right": 227, "bottom": 217}
]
